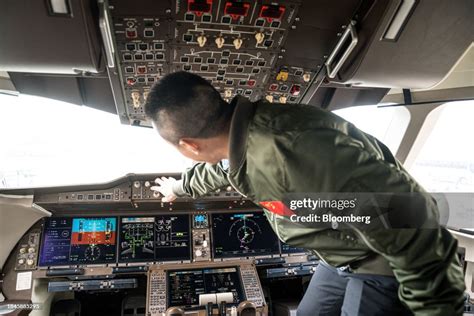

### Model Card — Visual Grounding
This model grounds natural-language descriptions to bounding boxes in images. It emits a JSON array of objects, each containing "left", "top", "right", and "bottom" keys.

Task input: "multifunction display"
[
  {"left": 119, "top": 215, "right": 191, "bottom": 262},
  {"left": 168, "top": 267, "right": 244, "bottom": 307},
  {"left": 212, "top": 212, "right": 280, "bottom": 258},
  {"left": 39, "top": 217, "right": 117, "bottom": 266}
]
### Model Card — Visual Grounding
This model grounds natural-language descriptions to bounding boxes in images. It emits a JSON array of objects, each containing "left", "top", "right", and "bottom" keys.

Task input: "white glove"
[{"left": 150, "top": 177, "right": 178, "bottom": 202}]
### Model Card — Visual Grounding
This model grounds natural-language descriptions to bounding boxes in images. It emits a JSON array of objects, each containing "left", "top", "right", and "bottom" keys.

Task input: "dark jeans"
[{"left": 297, "top": 261, "right": 413, "bottom": 316}]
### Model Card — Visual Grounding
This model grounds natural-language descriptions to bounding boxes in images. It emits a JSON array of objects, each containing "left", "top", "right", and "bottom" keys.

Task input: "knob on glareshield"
[
  {"left": 133, "top": 181, "right": 141, "bottom": 188},
  {"left": 144, "top": 181, "right": 151, "bottom": 187}
]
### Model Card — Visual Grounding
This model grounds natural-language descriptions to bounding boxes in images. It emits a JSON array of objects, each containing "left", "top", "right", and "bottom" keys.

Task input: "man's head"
[{"left": 145, "top": 71, "right": 234, "bottom": 164}]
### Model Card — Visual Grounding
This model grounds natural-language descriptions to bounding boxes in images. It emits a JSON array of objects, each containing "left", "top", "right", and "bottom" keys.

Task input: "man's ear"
[{"left": 178, "top": 138, "right": 200, "bottom": 155}]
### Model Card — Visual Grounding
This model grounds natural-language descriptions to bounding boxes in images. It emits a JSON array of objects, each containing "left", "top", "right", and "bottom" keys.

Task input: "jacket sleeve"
[
  {"left": 284, "top": 129, "right": 466, "bottom": 316},
  {"left": 175, "top": 161, "right": 231, "bottom": 198}
]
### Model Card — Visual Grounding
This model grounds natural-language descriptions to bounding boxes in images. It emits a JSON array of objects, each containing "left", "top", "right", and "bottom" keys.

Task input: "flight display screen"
[
  {"left": 168, "top": 267, "right": 244, "bottom": 307},
  {"left": 211, "top": 212, "right": 280, "bottom": 258},
  {"left": 119, "top": 215, "right": 191, "bottom": 262},
  {"left": 39, "top": 217, "right": 117, "bottom": 266}
]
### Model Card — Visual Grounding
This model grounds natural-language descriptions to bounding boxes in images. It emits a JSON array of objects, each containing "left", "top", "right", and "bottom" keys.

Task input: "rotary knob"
[
  {"left": 28, "top": 247, "right": 35, "bottom": 253},
  {"left": 18, "top": 259, "right": 25, "bottom": 265},
  {"left": 26, "top": 259, "right": 34, "bottom": 266},
  {"left": 144, "top": 181, "right": 151, "bottom": 187},
  {"left": 133, "top": 181, "right": 141, "bottom": 188},
  {"left": 195, "top": 249, "right": 203, "bottom": 257},
  {"left": 19, "top": 247, "right": 27, "bottom": 254}
]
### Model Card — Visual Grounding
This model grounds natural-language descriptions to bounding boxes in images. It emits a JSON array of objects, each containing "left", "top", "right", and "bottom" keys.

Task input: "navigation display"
[
  {"left": 211, "top": 212, "right": 280, "bottom": 258},
  {"left": 119, "top": 215, "right": 191, "bottom": 262},
  {"left": 39, "top": 217, "right": 117, "bottom": 266},
  {"left": 168, "top": 267, "right": 244, "bottom": 307}
]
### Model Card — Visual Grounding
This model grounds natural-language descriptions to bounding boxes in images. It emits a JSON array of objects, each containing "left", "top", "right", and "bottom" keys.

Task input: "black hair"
[{"left": 144, "top": 71, "right": 234, "bottom": 144}]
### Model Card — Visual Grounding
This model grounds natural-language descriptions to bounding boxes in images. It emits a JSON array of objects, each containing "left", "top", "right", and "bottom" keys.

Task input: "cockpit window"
[
  {"left": 0, "top": 94, "right": 192, "bottom": 189},
  {"left": 333, "top": 104, "right": 410, "bottom": 154},
  {"left": 407, "top": 100, "right": 474, "bottom": 192}
]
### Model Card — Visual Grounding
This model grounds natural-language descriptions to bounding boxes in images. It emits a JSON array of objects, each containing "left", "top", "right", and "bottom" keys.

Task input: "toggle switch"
[
  {"left": 197, "top": 35, "right": 207, "bottom": 47},
  {"left": 255, "top": 32, "right": 265, "bottom": 45},
  {"left": 233, "top": 38, "right": 243, "bottom": 50},
  {"left": 215, "top": 36, "right": 225, "bottom": 48}
]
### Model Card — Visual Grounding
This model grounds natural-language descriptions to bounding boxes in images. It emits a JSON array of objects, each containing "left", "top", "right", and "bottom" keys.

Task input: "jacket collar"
[{"left": 228, "top": 96, "right": 257, "bottom": 174}]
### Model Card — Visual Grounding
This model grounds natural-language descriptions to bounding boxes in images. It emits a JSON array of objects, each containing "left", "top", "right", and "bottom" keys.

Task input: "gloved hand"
[{"left": 150, "top": 177, "right": 178, "bottom": 202}]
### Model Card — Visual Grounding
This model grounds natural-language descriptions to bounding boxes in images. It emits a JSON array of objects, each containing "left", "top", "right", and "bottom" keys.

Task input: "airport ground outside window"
[
  {"left": 407, "top": 100, "right": 474, "bottom": 193},
  {"left": 333, "top": 104, "right": 411, "bottom": 154},
  {"left": 0, "top": 94, "right": 192, "bottom": 189}
]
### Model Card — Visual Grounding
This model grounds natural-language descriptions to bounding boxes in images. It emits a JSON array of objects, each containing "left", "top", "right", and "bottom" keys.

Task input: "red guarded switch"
[{"left": 290, "top": 84, "right": 301, "bottom": 96}]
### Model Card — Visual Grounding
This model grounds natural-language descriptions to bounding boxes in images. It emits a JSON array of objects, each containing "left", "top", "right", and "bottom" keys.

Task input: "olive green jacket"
[{"left": 174, "top": 96, "right": 465, "bottom": 315}]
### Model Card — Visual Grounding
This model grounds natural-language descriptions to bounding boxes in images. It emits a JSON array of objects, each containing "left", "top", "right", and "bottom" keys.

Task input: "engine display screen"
[
  {"left": 39, "top": 217, "right": 117, "bottom": 266},
  {"left": 211, "top": 212, "right": 280, "bottom": 258},
  {"left": 119, "top": 215, "right": 191, "bottom": 262},
  {"left": 168, "top": 267, "right": 244, "bottom": 307}
]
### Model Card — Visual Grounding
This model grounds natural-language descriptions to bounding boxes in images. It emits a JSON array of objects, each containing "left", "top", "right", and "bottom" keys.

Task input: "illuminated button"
[
  {"left": 255, "top": 18, "right": 265, "bottom": 27},
  {"left": 134, "top": 54, "right": 143, "bottom": 60},
  {"left": 123, "top": 54, "right": 132, "bottom": 61},
  {"left": 144, "top": 29, "right": 154, "bottom": 37},
  {"left": 126, "top": 28, "right": 137, "bottom": 39},
  {"left": 207, "top": 58, "right": 216, "bottom": 64},
  {"left": 145, "top": 53, "right": 154, "bottom": 60},
  {"left": 200, "top": 65, "right": 209, "bottom": 71},
  {"left": 222, "top": 50, "right": 230, "bottom": 57},
  {"left": 180, "top": 56, "right": 190, "bottom": 63},
  {"left": 183, "top": 64, "right": 192, "bottom": 71},
  {"left": 126, "top": 43, "right": 136, "bottom": 51},
  {"left": 155, "top": 53, "right": 164, "bottom": 60},
  {"left": 185, "top": 13, "right": 195, "bottom": 21},
  {"left": 246, "top": 60, "right": 254, "bottom": 66},
  {"left": 290, "top": 84, "right": 301, "bottom": 96},
  {"left": 137, "top": 66, "right": 147, "bottom": 74},
  {"left": 220, "top": 58, "right": 228, "bottom": 64},
  {"left": 233, "top": 59, "right": 241, "bottom": 65},
  {"left": 263, "top": 40, "right": 273, "bottom": 47},
  {"left": 252, "top": 68, "right": 260, "bottom": 74},
  {"left": 183, "top": 34, "right": 193, "bottom": 42},
  {"left": 225, "top": 79, "right": 234, "bottom": 85},
  {"left": 125, "top": 66, "right": 134, "bottom": 73},
  {"left": 236, "top": 67, "right": 244, "bottom": 73},
  {"left": 154, "top": 43, "right": 164, "bottom": 50},
  {"left": 244, "top": 90, "right": 252, "bottom": 95},
  {"left": 269, "top": 83, "right": 278, "bottom": 91},
  {"left": 194, "top": 57, "right": 202, "bottom": 63},
  {"left": 247, "top": 79, "right": 256, "bottom": 87},
  {"left": 270, "top": 20, "right": 281, "bottom": 28},
  {"left": 295, "top": 69, "right": 303, "bottom": 76},
  {"left": 280, "top": 85, "right": 288, "bottom": 91},
  {"left": 138, "top": 43, "right": 148, "bottom": 51},
  {"left": 222, "top": 16, "right": 231, "bottom": 24},
  {"left": 257, "top": 61, "right": 266, "bottom": 67},
  {"left": 276, "top": 69, "right": 289, "bottom": 81},
  {"left": 217, "top": 69, "right": 226, "bottom": 76},
  {"left": 202, "top": 14, "right": 212, "bottom": 23}
]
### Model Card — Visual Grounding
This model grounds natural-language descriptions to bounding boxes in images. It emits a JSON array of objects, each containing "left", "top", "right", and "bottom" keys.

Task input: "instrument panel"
[
  {"left": 37, "top": 210, "right": 305, "bottom": 268},
  {"left": 107, "top": 0, "right": 317, "bottom": 126}
]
